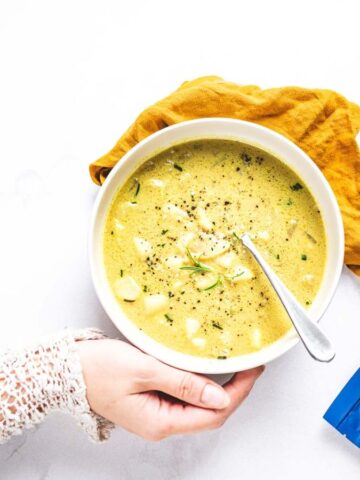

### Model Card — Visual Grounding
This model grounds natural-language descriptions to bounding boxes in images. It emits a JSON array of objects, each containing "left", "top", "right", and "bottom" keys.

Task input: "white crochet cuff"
[{"left": 0, "top": 328, "right": 114, "bottom": 444}]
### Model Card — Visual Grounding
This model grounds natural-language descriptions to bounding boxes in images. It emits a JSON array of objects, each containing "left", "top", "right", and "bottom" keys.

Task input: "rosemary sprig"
[
  {"left": 182, "top": 248, "right": 211, "bottom": 271},
  {"left": 179, "top": 244, "right": 244, "bottom": 291},
  {"left": 202, "top": 276, "right": 222, "bottom": 291},
  {"left": 180, "top": 265, "right": 211, "bottom": 274}
]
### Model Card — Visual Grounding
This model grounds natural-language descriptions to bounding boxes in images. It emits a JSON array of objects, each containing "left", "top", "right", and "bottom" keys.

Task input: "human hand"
[{"left": 77, "top": 339, "right": 264, "bottom": 441}]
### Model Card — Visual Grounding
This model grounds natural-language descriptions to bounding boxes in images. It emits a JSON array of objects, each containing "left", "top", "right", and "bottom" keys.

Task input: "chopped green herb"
[
  {"left": 290, "top": 182, "right": 303, "bottom": 191},
  {"left": 161, "top": 229, "right": 169, "bottom": 235},
  {"left": 174, "top": 163, "right": 183, "bottom": 172},
  {"left": 135, "top": 181, "right": 140, "bottom": 197},
  {"left": 276, "top": 254, "right": 280, "bottom": 260},
  {"left": 124, "top": 299, "right": 135, "bottom": 303},
  {"left": 224, "top": 271, "right": 244, "bottom": 281},
  {"left": 130, "top": 201, "right": 137, "bottom": 205},
  {"left": 286, "top": 198, "right": 293, "bottom": 206},
  {"left": 143, "top": 285, "right": 148, "bottom": 292},
  {"left": 120, "top": 269, "right": 124, "bottom": 277},
  {"left": 230, "top": 271, "right": 244, "bottom": 280},
  {"left": 212, "top": 321, "right": 223, "bottom": 330},
  {"left": 164, "top": 313, "right": 174, "bottom": 324},
  {"left": 130, "top": 178, "right": 141, "bottom": 198},
  {"left": 301, "top": 254, "right": 307, "bottom": 261},
  {"left": 217, "top": 355, "right": 227, "bottom": 360}
]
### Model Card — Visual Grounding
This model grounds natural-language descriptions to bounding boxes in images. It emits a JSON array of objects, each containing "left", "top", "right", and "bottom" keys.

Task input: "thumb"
[{"left": 144, "top": 360, "right": 230, "bottom": 409}]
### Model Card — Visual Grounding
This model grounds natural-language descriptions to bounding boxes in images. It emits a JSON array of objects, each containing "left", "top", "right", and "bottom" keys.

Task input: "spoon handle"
[{"left": 240, "top": 234, "right": 335, "bottom": 362}]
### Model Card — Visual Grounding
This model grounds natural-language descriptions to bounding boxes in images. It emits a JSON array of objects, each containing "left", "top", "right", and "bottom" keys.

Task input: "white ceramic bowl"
[{"left": 90, "top": 118, "right": 344, "bottom": 374}]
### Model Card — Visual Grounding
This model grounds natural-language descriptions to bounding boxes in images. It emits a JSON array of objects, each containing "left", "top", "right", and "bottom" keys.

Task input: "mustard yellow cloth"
[{"left": 90, "top": 76, "right": 360, "bottom": 275}]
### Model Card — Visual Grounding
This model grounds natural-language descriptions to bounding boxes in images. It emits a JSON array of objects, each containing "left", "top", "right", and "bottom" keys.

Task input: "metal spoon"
[{"left": 240, "top": 233, "right": 335, "bottom": 362}]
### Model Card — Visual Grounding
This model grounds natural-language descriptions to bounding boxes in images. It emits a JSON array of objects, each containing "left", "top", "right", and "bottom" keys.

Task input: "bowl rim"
[{"left": 89, "top": 118, "right": 344, "bottom": 373}]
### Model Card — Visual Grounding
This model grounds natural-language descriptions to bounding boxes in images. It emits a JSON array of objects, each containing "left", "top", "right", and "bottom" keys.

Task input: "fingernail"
[{"left": 201, "top": 384, "right": 230, "bottom": 408}]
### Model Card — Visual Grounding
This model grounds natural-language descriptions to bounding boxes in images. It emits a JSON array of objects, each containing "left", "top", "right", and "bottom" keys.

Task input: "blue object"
[{"left": 324, "top": 368, "right": 360, "bottom": 448}]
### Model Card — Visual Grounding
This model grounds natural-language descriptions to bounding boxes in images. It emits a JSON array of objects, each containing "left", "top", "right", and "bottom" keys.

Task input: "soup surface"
[{"left": 103, "top": 139, "right": 327, "bottom": 359}]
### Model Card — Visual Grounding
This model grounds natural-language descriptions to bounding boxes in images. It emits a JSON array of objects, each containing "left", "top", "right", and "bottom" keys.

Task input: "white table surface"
[{"left": 1, "top": 0, "right": 360, "bottom": 478}]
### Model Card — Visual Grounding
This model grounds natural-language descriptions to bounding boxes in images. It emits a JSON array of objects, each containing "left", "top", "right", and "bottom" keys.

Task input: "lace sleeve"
[{"left": 0, "top": 329, "right": 114, "bottom": 444}]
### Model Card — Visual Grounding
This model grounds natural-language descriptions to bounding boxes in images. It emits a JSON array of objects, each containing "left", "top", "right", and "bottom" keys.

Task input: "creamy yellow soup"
[{"left": 103, "top": 139, "right": 326, "bottom": 359}]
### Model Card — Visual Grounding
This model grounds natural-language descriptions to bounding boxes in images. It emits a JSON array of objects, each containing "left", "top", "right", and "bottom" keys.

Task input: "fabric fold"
[{"left": 89, "top": 76, "right": 360, "bottom": 274}]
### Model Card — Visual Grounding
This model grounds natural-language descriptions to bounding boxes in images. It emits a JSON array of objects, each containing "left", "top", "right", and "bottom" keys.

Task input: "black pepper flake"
[
  {"left": 212, "top": 321, "right": 223, "bottom": 330},
  {"left": 290, "top": 182, "right": 303, "bottom": 191},
  {"left": 241, "top": 152, "right": 252, "bottom": 164},
  {"left": 164, "top": 313, "right": 174, "bottom": 325}
]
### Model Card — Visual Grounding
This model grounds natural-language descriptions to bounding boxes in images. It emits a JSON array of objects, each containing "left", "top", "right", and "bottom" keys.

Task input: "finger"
[
  {"left": 142, "top": 361, "right": 231, "bottom": 410},
  {"left": 222, "top": 366, "right": 265, "bottom": 414},
  {"left": 144, "top": 365, "right": 264, "bottom": 438}
]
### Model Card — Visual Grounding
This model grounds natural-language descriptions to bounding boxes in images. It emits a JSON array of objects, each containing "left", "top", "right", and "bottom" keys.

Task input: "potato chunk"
[
  {"left": 162, "top": 203, "right": 189, "bottom": 220},
  {"left": 148, "top": 178, "right": 165, "bottom": 188},
  {"left": 185, "top": 318, "right": 200, "bottom": 338},
  {"left": 195, "top": 273, "right": 218, "bottom": 290},
  {"left": 197, "top": 207, "right": 213, "bottom": 231},
  {"left": 257, "top": 231, "right": 270, "bottom": 241},
  {"left": 164, "top": 255, "right": 185, "bottom": 268},
  {"left": 302, "top": 273, "right": 315, "bottom": 284},
  {"left": 114, "top": 276, "right": 141, "bottom": 301},
  {"left": 215, "top": 251, "right": 236, "bottom": 269},
  {"left": 144, "top": 294, "right": 168, "bottom": 315},
  {"left": 172, "top": 280, "right": 184, "bottom": 290},
  {"left": 220, "top": 330, "right": 231, "bottom": 345},
  {"left": 191, "top": 338, "right": 206, "bottom": 348},
  {"left": 113, "top": 219, "right": 125, "bottom": 232},
  {"left": 188, "top": 233, "right": 230, "bottom": 259},
  {"left": 230, "top": 265, "right": 253, "bottom": 281},
  {"left": 252, "top": 328, "right": 262, "bottom": 348},
  {"left": 133, "top": 237, "right": 152, "bottom": 259},
  {"left": 176, "top": 232, "right": 195, "bottom": 254}
]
